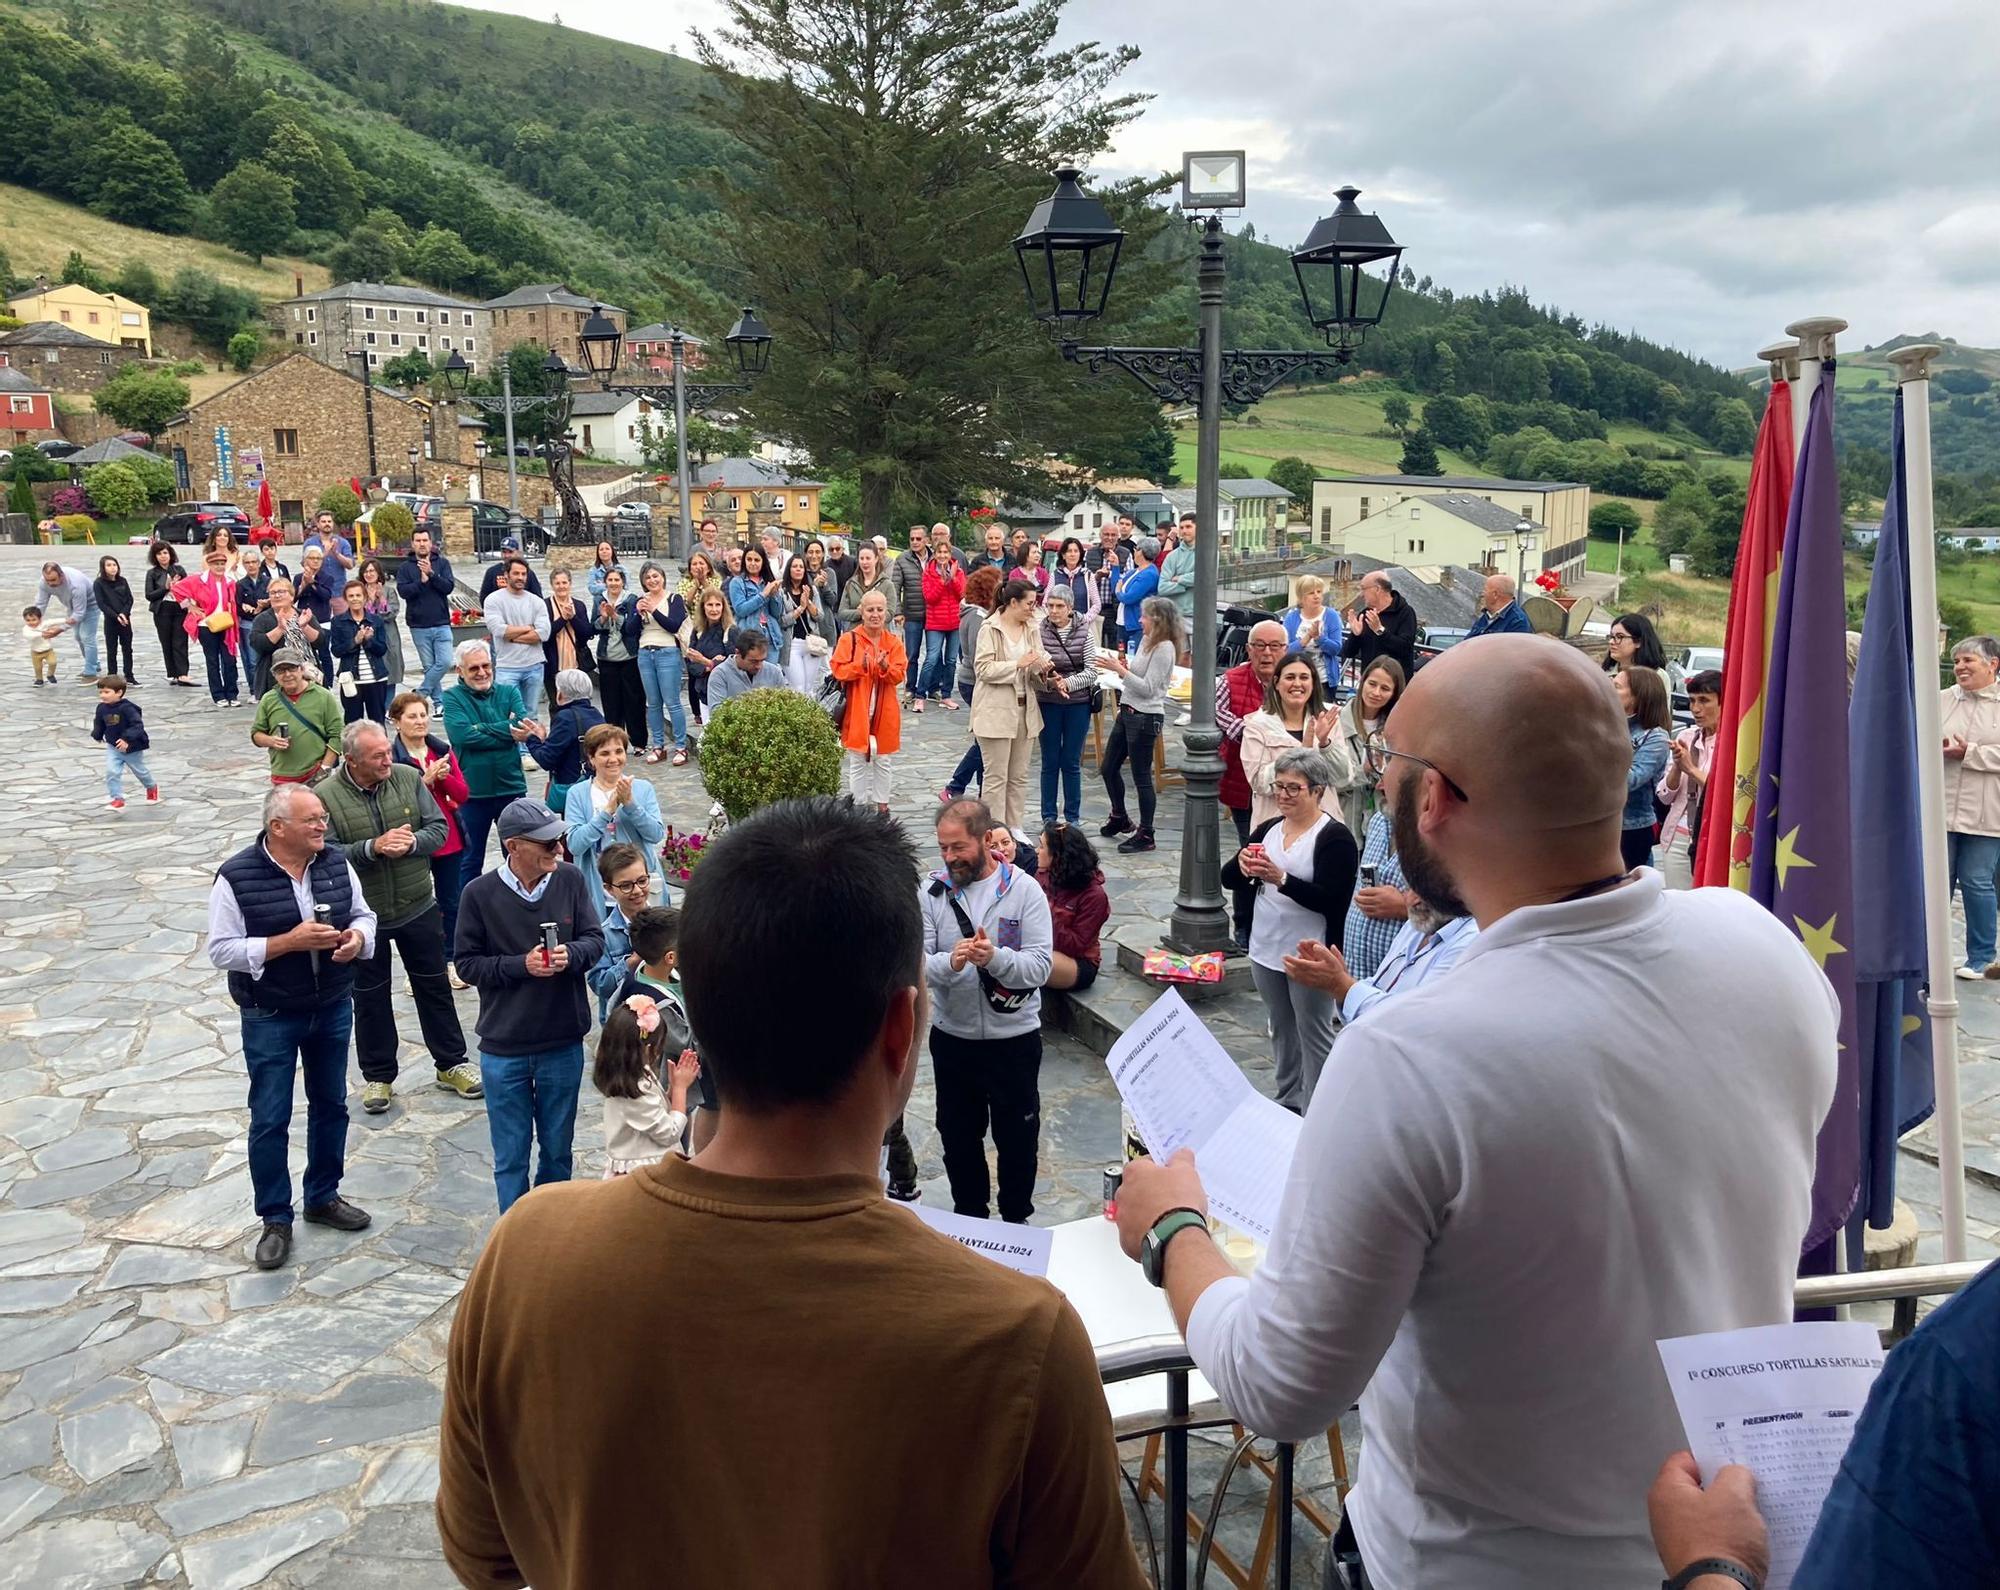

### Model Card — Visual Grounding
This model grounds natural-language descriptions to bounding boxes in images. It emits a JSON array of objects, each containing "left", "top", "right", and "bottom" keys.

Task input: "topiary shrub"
[
  {"left": 700, "top": 687, "right": 842, "bottom": 822},
  {"left": 316, "top": 483, "right": 362, "bottom": 526},
  {"left": 54, "top": 513, "right": 97, "bottom": 540},
  {"left": 369, "top": 501, "right": 414, "bottom": 549}
]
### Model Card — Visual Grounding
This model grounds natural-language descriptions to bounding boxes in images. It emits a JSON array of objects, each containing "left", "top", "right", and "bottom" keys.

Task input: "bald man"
[
  {"left": 1118, "top": 636, "right": 1839, "bottom": 1590},
  {"left": 1467, "top": 573, "right": 1533, "bottom": 637}
]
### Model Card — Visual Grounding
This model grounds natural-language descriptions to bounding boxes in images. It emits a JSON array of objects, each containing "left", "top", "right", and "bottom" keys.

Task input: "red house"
[{"left": 0, "top": 366, "right": 56, "bottom": 444}]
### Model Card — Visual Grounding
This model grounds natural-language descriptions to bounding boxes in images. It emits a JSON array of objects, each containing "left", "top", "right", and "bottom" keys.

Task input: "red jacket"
[
  {"left": 1217, "top": 662, "right": 1268, "bottom": 810},
  {"left": 1048, "top": 872, "right": 1110, "bottom": 966},
  {"left": 921, "top": 557, "right": 965, "bottom": 632}
]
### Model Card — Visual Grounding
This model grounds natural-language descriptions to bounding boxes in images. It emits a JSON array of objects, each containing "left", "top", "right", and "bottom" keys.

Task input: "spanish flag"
[{"left": 1693, "top": 378, "right": 1794, "bottom": 889}]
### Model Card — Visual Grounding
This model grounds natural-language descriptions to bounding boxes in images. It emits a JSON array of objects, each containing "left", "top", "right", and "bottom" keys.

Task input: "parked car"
[
  {"left": 470, "top": 499, "right": 547, "bottom": 558},
  {"left": 612, "top": 500, "right": 652, "bottom": 522},
  {"left": 1667, "top": 646, "right": 1726, "bottom": 711},
  {"left": 34, "top": 439, "right": 80, "bottom": 460},
  {"left": 1413, "top": 625, "right": 1471, "bottom": 668},
  {"left": 153, "top": 501, "right": 250, "bottom": 545}
]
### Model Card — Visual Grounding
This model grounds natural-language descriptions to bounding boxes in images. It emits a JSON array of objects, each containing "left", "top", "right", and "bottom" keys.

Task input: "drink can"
[{"left": 1102, "top": 1165, "right": 1122, "bottom": 1220}]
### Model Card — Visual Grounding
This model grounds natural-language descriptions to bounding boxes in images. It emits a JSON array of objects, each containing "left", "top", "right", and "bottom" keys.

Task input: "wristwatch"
[
  {"left": 1662, "top": 1560, "right": 1761, "bottom": 1590},
  {"left": 1141, "top": 1208, "right": 1209, "bottom": 1287}
]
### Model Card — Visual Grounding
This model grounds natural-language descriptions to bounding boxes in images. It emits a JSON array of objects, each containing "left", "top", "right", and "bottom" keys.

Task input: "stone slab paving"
[{"left": 0, "top": 541, "right": 1992, "bottom": 1585}]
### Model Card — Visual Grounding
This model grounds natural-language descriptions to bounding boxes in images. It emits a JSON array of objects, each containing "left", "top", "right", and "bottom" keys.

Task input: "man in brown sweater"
[{"left": 437, "top": 797, "right": 1144, "bottom": 1589}]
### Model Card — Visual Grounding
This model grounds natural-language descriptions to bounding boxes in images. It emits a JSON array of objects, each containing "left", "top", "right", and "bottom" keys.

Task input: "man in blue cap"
[{"left": 451, "top": 798, "right": 605, "bottom": 1211}]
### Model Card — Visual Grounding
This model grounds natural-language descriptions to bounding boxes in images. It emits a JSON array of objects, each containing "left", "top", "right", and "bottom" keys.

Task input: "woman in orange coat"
[{"left": 830, "top": 589, "right": 907, "bottom": 812}]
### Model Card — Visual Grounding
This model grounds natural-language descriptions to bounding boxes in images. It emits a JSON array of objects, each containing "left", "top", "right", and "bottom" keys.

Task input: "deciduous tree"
[
  {"left": 210, "top": 162, "right": 297, "bottom": 265},
  {"left": 92, "top": 369, "right": 191, "bottom": 439}
]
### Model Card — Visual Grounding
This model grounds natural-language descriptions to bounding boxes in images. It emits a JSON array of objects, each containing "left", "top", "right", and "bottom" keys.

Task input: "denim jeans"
[
  {"left": 198, "top": 629, "right": 239, "bottom": 703},
  {"left": 1101, "top": 706, "right": 1161, "bottom": 830},
  {"left": 241, "top": 1001, "right": 352, "bottom": 1224},
  {"left": 480, "top": 1043, "right": 585, "bottom": 1212},
  {"left": 949, "top": 682, "right": 982, "bottom": 793},
  {"left": 410, "top": 624, "right": 453, "bottom": 700},
  {"left": 104, "top": 747, "right": 156, "bottom": 798},
  {"left": 433, "top": 852, "right": 465, "bottom": 965},
  {"left": 636, "top": 645, "right": 687, "bottom": 749},
  {"left": 902, "top": 618, "right": 925, "bottom": 694},
  {"left": 72, "top": 606, "right": 102, "bottom": 676},
  {"left": 919, "top": 627, "right": 959, "bottom": 699},
  {"left": 1950, "top": 830, "right": 2000, "bottom": 970},
  {"left": 1038, "top": 699, "right": 1092, "bottom": 822},
  {"left": 456, "top": 794, "right": 516, "bottom": 893},
  {"left": 497, "top": 663, "right": 542, "bottom": 721}
]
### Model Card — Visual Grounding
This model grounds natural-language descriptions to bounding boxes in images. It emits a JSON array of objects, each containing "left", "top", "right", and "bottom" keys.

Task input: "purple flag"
[
  {"left": 1749, "top": 365, "right": 1859, "bottom": 1257},
  {"left": 1846, "top": 391, "right": 1933, "bottom": 1262}
]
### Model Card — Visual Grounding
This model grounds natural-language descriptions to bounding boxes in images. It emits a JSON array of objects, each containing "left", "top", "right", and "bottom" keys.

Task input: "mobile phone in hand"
[{"left": 1359, "top": 863, "right": 1378, "bottom": 888}]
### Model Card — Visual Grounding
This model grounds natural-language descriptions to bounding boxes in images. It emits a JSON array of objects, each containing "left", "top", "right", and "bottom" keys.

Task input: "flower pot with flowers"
[{"left": 659, "top": 826, "right": 711, "bottom": 885}]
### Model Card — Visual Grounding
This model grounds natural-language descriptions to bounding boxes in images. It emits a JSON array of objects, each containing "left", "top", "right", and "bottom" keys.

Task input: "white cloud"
[{"left": 447, "top": 0, "right": 2000, "bottom": 360}]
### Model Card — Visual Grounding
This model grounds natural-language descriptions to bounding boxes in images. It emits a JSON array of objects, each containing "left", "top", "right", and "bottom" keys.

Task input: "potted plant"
[{"left": 699, "top": 688, "right": 842, "bottom": 823}]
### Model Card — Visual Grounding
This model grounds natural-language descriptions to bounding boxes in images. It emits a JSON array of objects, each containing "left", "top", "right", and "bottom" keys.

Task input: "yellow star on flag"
[
  {"left": 1773, "top": 826, "right": 1817, "bottom": 889},
  {"left": 1794, "top": 913, "right": 1846, "bottom": 970},
  {"left": 1901, "top": 1014, "right": 1923, "bottom": 1038}
]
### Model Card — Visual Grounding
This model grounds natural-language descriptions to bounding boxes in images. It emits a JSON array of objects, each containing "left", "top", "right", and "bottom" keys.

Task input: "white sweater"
[
  {"left": 481, "top": 588, "right": 552, "bottom": 673},
  {"left": 601, "top": 1072, "right": 689, "bottom": 1173},
  {"left": 1186, "top": 871, "right": 1838, "bottom": 1589}
]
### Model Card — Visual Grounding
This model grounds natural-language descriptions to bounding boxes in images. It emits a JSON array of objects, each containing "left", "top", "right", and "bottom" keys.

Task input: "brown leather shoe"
[{"left": 254, "top": 1223, "right": 291, "bottom": 1270}]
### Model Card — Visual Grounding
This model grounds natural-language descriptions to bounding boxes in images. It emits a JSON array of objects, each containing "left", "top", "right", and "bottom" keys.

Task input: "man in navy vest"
[{"left": 206, "top": 783, "right": 379, "bottom": 1270}]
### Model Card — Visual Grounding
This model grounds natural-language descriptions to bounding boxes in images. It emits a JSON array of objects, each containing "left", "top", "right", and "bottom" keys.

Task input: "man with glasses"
[
  {"left": 452, "top": 798, "right": 605, "bottom": 1212},
  {"left": 1217, "top": 619, "right": 1291, "bottom": 944},
  {"left": 1115, "top": 634, "right": 1839, "bottom": 1590},
  {"left": 1342, "top": 570, "right": 1418, "bottom": 677},
  {"left": 1285, "top": 880, "right": 1477, "bottom": 1030},
  {"left": 443, "top": 639, "right": 539, "bottom": 886},
  {"left": 207, "top": 784, "right": 378, "bottom": 1271},
  {"left": 889, "top": 524, "right": 932, "bottom": 703}
]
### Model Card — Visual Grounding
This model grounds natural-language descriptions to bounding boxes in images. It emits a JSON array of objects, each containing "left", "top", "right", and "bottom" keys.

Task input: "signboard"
[
  {"left": 214, "top": 424, "right": 234, "bottom": 488},
  {"left": 240, "top": 447, "right": 264, "bottom": 479}
]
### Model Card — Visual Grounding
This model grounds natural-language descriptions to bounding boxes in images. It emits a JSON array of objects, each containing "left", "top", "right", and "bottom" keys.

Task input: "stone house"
[
  {"left": 481, "top": 284, "right": 626, "bottom": 365},
  {"left": 0, "top": 322, "right": 149, "bottom": 395},
  {"left": 268, "top": 281, "right": 485, "bottom": 376},
  {"left": 157, "top": 354, "right": 431, "bottom": 526}
]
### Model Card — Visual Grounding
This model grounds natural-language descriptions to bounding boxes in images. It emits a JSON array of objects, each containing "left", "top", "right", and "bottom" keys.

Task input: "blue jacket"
[
  {"left": 1114, "top": 562, "right": 1160, "bottom": 635},
  {"left": 528, "top": 699, "right": 606, "bottom": 787},
  {"left": 1282, "top": 607, "right": 1344, "bottom": 680},
  {"left": 92, "top": 699, "right": 149, "bottom": 752},
  {"left": 1466, "top": 601, "right": 1533, "bottom": 638},
  {"left": 727, "top": 573, "right": 784, "bottom": 652},
  {"left": 330, "top": 612, "right": 389, "bottom": 679},
  {"left": 563, "top": 777, "right": 667, "bottom": 898},
  {"left": 395, "top": 553, "right": 457, "bottom": 629},
  {"left": 1625, "top": 722, "right": 1669, "bottom": 829}
]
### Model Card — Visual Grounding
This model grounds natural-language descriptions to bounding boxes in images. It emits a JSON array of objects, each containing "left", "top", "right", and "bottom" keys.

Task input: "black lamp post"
[
  {"left": 576, "top": 306, "right": 775, "bottom": 562},
  {"left": 406, "top": 443, "right": 422, "bottom": 491},
  {"left": 441, "top": 349, "right": 571, "bottom": 515},
  {"left": 1015, "top": 162, "right": 1403, "bottom": 953}
]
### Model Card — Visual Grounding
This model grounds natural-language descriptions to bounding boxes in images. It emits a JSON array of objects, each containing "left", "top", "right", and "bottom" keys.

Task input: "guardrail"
[{"left": 1099, "top": 1258, "right": 1989, "bottom": 1589}]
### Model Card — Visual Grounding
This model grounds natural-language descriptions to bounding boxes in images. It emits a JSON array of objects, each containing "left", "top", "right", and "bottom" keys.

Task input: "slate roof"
[
  {"left": 0, "top": 321, "right": 107, "bottom": 349},
  {"left": 0, "top": 366, "right": 43, "bottom": 393},
  {"left": 481, "top": 283, "right": 624, "bottom": 314},
  {"left": 63, "top": 437, "right": 157, "bottom": 466},
  {"left": 684, "top": 456, "right": 824, "bottom": 490},
  {"left": 1417, "top": 494, "right": 1546, "bottom": 535},
  {"left": 623, "top": 323, "right": 706, "bottom": 345},
  {"left": 1219, "top": 478, "right": 1293, "bottom": 500},
  {"left": 1317, "top": 471, "right": 1586, "bottom": 491},
  {"left": 567, "top": 389, "right": 654, "bottom": 418},
  {"left": 286, "top": 281, "right": 477, "bottom": 310}
]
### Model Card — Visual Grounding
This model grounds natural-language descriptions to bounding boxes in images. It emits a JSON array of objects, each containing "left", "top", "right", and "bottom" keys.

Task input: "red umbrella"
[{"left": 256, "top": 476, "right": 274, "bottom": 525}]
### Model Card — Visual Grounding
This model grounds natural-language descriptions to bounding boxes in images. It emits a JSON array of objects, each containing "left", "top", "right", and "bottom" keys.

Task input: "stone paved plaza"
[{"left": 2, "top": 544, "right": 1997, "bottom": 1587}]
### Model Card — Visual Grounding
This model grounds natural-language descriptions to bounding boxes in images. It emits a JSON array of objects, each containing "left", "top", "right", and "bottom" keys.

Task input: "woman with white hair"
[
  {"left": 1221, "top": 745, "right": 1358, "bottom": 1110},
  {"left": 525, "top": 668, "right": 606, "bottom": 816},
  {"left": 1943, "top": 634, "right": 2000, "bottom": 977}
]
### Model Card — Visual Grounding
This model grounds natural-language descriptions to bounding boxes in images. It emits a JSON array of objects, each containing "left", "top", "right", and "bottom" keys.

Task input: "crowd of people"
[{"left": 31, "top": 497, "right": 1992, "bottom": 1590}]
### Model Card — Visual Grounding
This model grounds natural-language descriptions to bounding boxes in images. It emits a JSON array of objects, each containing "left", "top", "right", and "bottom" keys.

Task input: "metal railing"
[{"left": 1097, "top": 1259, "right": 1989, "bottom": 1589}]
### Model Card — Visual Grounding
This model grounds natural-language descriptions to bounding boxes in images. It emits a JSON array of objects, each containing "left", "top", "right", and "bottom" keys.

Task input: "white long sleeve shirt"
[
  {"left": 205, "top": 843, "right": 378, "bottom": 978},
  {"left": 1186, "top": 871, "right": 1838, "bottom": 1589}
]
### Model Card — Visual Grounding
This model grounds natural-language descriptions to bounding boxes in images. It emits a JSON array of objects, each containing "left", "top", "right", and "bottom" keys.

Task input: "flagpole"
[
  {"left": 1757, "top": 338, "right": 1800, "bottom": 422},
  {"left": 1887, "top": 341, "right": 1968, "bottom": 1263},
  {"left": 1786, "top": 317, "right": 1846, "bottom": 461}
]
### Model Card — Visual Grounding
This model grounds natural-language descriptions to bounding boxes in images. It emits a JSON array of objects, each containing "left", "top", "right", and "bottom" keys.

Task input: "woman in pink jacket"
[{"left": 171, "top": 542, "right": 241, "bottom": 706}]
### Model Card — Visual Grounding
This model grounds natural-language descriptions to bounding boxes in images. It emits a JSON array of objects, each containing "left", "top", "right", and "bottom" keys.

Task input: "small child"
[
  {"left": 593, "top": 993, "right": 701, "bottom": 1178},
  {"left": 23, "top": 607, "right": 56, "bottom": 685},
  {"left": 90, "top": 676, "right": 159, "bottom": 811},
  {"left": 615, "top": 907, "right": 718, "bottom": 1151}
]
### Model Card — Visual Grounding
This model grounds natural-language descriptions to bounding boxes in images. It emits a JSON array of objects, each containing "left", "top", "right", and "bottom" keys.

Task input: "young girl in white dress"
[{"left": 593, "top": 994, "right": 701, "bottom": 1177}]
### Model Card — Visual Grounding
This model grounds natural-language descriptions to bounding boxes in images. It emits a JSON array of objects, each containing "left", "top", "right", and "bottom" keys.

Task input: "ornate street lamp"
[
  {"left": 724, "top": 306, "right": 773, "bottom": 377},
  {"left": 1016, "top": 162, "right": 1405, "bottom": 953},
  {"left": 437, "top": 351, "right": 573, "bottom": 516},
  {"left": 1290, "top": 186, "right": 1404, "bottom": 361},
  {"left": 406, "top": 443, "right": 422, "bottom": 490}
]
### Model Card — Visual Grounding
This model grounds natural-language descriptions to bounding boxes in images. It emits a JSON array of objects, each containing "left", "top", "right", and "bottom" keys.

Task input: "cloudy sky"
[{"left": 451, "top": 0, "right": 2000, "bottom": 367}]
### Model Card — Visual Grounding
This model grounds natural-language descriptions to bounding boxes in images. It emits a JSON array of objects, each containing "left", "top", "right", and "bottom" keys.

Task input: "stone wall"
[{"left": 2, "top": 343, "right": 149, "bottom": 396}]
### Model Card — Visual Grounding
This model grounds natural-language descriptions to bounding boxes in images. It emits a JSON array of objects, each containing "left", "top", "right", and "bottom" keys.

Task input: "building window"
[
  {"left": 364, "top": 307, "right": 375, "bottom": 321},
  {"left": 99, "top": 352, "right": 111, "bottom": 366},
  {"left": 279, "top": 498, "right": 304, "bottom": 523},
  {"left": 367, "top": 351, "right": 379, "bottom": 367},
  {"left": 527, "top": 312, "right": 538, "bottom": 326},
  {"left": 389, "top": 333, "right": 401, "bottom": 347},
  {"left": 88, "top": 311, "right": 99, "bottom": 324},
  {"left": 291, "top": 308, "right": 301, "bottom": 322},
  {"left": 1359, "top": 497, "right": 1370, "bottom": 519},
  {"left": 417, "top": 336, "right": 427, "bottom": 350},
  {"left": 440, "top": 337, "right": 452, "bottom": 351},
  {"left": 7, "top": 396, "right": 32, "bottom": 414},
  {"left": 1072, "top": 513, "right": 1084, "bottom": 529},
  {"left": 122, "top": 312, "right": 140, "bottom": 326},
  {"left": 307, "top": 308, "right": 316, "bottom": 323},
  {"left": 365, "top": 332, "right": 377, "bottom": 345},
  {"left": 43, "top": 350, "right": 57, "bottom": 363},
  {"left": 388, "top": 308, "right": 399, "bottom": 322},
  {"left": 59, "top": 310, "right": 71, "bottom": 322},
  {"left": 580, "top": 424, "right": 594, "bottom": 450},
  {"left": 307, "top": 332, "right": 318, "bottom": 347},
  {"left": 294, "top": 333, "right": 304, "bottom": 345},
  {"left": 463, "top": 339, "right": 475, "bottom": 354},
  {"left": 1522, "top": 502, "right": 1533, "bottom": 519},
  {"left": 1409, "top": 504, "right": 1420, "bottom": 519},
  {"left": 415, "top": 310, "right": 427, "bottom": 324},
  {"left": 1091, "top": 512, "right": 1103, "bottom": 528},
  {"left": 273, "top": 429, "right": 299, "bottom": 456},
  {"left": 463, "top": 312, "right": 474, "bottom": 327},
  {"left": 1319, "top": 507, "right": 1331, "bottom": 534},
  {"left": 773, "top": 495, "right": 786, "bottom": 511}
]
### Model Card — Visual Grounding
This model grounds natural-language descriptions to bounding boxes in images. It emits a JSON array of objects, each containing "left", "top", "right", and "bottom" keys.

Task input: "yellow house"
[
  {"left": 660, "top": 456, "right": 824, "bottom": 540},
  {"left": 3, "top": 282, "right": 153, "bottom": 357}
]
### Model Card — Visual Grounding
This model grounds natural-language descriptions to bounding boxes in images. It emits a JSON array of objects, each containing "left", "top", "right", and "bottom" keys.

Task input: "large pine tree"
[{"left": 695, "top": 0, "right": 1172, "bottom": 533}]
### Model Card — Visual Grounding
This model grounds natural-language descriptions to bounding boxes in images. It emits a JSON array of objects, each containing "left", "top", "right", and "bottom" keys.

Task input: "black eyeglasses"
[{"left": 1373, "top": 736, "right": 1471, "bottom": 803}]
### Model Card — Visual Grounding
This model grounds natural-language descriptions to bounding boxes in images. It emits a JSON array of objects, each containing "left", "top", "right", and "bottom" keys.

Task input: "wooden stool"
[{"left": 1863, "top": 1198, "right": 1921, "bottom": 1340}]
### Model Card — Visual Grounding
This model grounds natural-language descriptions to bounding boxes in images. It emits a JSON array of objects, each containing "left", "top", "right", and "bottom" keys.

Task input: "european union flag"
[
  {"left": 1846, "top": 390, "right": 1934, "bottom": 1264},
  {"left": 1749, "top": 365, "right": 1859, "bottom": 1258}
]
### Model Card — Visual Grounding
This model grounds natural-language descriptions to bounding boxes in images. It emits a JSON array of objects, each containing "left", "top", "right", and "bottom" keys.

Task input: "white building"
[
  {"left": 270, "top": 282, "right": 485, "bottom": 374},
  {"left": 1308, "top": 471, "right": 1589, "bottom": 555},
  {"left": 1339, "top": 493, "right": 1586, "bottom": 589},
  {"left": 567, "top": 389, "right": 665, "bottom": 466}
]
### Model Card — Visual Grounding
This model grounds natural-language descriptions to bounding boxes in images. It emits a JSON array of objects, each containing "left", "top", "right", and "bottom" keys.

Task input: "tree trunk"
[{"left": 861, "top": 470, "right": 893, "bottom": 539}]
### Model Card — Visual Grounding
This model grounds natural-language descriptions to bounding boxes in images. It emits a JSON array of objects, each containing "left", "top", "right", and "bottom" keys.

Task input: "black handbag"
[{"left": 930, "top": 878, "right": 1033, "bottom": 1014}]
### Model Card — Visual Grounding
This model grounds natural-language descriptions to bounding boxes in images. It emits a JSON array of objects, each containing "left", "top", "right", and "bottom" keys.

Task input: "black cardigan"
[
  {"left": 1340, "top": 592, "right": 1418, "bottom": 677},
  {"left": 1221, "top": 814, "right": 1360, "bottom": 949}
]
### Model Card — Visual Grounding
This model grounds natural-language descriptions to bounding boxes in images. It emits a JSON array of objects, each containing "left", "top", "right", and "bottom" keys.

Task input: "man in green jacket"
[
  {"left": 443, "top": 638, "right": 540, "bottom": 892},
  {"left": 321, "top": 721, "right": 482, "bottom": 1112},
  {"left": 250, "top": 649, "right": 343, "bottom": 785}
]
